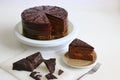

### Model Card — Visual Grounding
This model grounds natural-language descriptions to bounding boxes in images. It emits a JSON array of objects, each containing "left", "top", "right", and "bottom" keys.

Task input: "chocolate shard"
[
  {"left": 30, "top": 71, "right": 42, "bottom": 80},
  {"left": 44, "top": 58, "right": 56, "bottom": 73},
  {"left": 58, "top": 69, "right": 64, "bottom": 75},
  {"left": 13, "top": 52, "right": 43, "bottom": 71},
  {"left": 26, "top": 52, "right": 43, "bottom": 69},
  {"left": 45, "top": 73, "right": 57, "bottom": 80},
  {"left": 13, "top": 58, "right": 34, "bottom": 71}
]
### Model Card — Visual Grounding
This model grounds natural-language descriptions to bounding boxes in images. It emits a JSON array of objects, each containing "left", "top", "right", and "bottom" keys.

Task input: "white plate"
[
  {"left": 14, "top": 21, "right": 78, "bottom": 47},
  {"left": 63, "top": 51, "right": 97, "bottom": 68}
]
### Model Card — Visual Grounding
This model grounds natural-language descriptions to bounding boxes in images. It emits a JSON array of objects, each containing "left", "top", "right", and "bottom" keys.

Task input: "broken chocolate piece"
[
  {"left": 58, "top": 69, "right": 64, "bottom": 75},
  {"left": 13, "top": 58, "right": 34, "bottom": 71},
  {"left": 45, "top": 73, "right": 57, "bottom": 80},
  {"left": 26, "top": 52, "right": 43, "bottom": 69},
  {"left": 30, "top": 71, "right": 42, "bottom": 80},
  {"left": 44, "top": 58, "right": 56, "bottom": 73},
  {"left": 13, "top": 52, "right": 43, "bottom": 71}
]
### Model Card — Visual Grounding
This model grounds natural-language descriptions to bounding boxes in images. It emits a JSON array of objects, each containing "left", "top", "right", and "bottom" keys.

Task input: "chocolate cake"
[
  {"left": 13, "top": 52, "right": 43, "bottom": 71},
  {"left": 68, "top": 38, "right": 94, "bottom": 61},
  {"left": 21, "top": 6, "right": 68, "bottom": 40}
]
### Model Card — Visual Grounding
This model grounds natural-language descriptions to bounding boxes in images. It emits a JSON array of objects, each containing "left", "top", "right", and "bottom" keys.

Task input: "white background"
[{"left": 0, "top": 0, "right": 120, "bottom": 80}]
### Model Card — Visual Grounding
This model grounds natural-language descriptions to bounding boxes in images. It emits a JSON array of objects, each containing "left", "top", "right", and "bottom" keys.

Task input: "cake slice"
[{"left": 68, "top": 38, "right": 94, "bottom": 61}]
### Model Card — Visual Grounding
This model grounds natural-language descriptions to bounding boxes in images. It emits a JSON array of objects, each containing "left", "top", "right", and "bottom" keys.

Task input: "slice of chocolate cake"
[
  {"left": 13, "top": 52, "right": 43, "bottom": 71},
  {"left": 68, "top": 38, "right": 94, "bottom": 61}
]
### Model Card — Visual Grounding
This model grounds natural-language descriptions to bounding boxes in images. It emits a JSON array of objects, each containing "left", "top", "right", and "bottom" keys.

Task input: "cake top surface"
[
  {"left": 70, "top": 38, "right": 94, "bottom": 49},
  {"left": 21, "top": 6, "right": 68, "bottom": 24}
]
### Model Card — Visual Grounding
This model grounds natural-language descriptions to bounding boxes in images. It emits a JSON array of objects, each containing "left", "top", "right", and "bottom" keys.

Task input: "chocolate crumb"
[
  {"left": 45, "top": 73, "right": 57, "bottom": 80},
  {"left": 30, "top": 71, "right": 42, "bottom": 80},
  {"left": 58, "top": 69, "right": 64, "bottom": 75}
]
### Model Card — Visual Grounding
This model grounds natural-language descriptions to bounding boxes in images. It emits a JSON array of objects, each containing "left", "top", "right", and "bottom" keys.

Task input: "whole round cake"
[{"left": 21, "top": 6, "right": 68, "bottom": 40}]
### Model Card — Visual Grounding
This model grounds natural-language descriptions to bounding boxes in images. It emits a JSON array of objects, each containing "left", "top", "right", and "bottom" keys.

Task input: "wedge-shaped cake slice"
[
  {"left": 68, "top": 38, "right": 94, "bottom": 61},
  {"left": 13, "top": 52, "right": 43, "bottom": 71}
]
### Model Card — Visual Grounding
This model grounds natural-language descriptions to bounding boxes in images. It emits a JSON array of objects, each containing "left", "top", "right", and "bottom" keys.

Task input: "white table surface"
[{"left": 0, "top": 0, "right": 120, "bottom": 80}]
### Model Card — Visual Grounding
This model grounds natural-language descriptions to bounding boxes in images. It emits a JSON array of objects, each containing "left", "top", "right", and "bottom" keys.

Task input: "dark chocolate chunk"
[
  {"left": 13, "top": 52, "right": 43, "bottom": 71},
  {"left": 45, "top": 73, "right": 57, "bottom": 80},
  {"left": 30, "top": 71, "right": 42, "bottom": 80},
  {"left": 44, "top": 58, "right": 56, "bottom": 73},
  {"left": 26, "top": 52, "right": 43, "bottom": 69},
  {"left": 13, "top": 58, "right": 34, "bottom": 71},
  {"left": 58, "top": 69, "right": 64, "bottom": 75}
]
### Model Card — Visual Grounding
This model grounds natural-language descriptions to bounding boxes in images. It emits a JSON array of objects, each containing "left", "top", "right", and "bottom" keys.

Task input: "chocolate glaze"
[
  {"left": 70, "top": 38, "right": 94, "bottom": 49},
  {"left": 22, "top": 6, "right": 67, "bottom": 24}
]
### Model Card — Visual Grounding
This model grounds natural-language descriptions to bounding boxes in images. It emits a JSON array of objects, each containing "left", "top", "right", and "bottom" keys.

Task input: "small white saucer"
[
  {"left": 14, "top": 21, "right": 78, "bottom": 47},
  {"left": 63, "top": 51, "right": 97, "bottom": 68}
]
